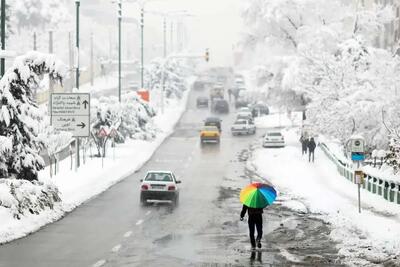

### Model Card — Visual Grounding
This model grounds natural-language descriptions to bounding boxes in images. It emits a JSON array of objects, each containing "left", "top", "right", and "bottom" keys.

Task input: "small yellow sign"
[{"left": 354, "top": 170, "right": 364, "bottom": 184}]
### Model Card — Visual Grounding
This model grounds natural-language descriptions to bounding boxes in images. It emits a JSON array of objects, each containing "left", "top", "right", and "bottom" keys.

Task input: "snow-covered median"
[
  {"left": 250, "top": 128, "right": 400, "bottom": 265},
  {"left": 0, "top": 82, "right": 191, "bottom": 244}
]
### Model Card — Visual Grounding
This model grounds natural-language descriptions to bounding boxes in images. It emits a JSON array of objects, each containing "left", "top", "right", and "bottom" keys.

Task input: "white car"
[
  {"left": 236, "top": 111, "right": 253, "bottom": 122},
  {"left": 238, "top": 107, "right": 251, "bottom": 114},
  {"left": 140, "top": 171, "right": 181, "bottom": 205},
  {"left": 231, "top": 119, "right": 256, "bottom": 135},
  {"left": 263, "top": 131, "right": 285, "bottom": 148}
]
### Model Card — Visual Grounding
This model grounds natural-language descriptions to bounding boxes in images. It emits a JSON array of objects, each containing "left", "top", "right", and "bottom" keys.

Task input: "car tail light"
[
  {"left": 168, "top": 185, "right": 176, "bottom": 191},
  {"left": 141, "top": 184, "right": 149, "bottom": 190}
]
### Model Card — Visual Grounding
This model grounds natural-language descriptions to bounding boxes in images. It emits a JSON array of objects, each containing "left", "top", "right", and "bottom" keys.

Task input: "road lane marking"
[
  {"left": 145, "top": 211, "right": 151, "bottom": 216},
  {"left": 123, "top": 231, "right": 133, "bottom": 238},
  {"left": 92, "top": 260, "right": 106, "bottom": 267},
  {"left": 136, "top": 219, "right": 144, "bottom": 225},
  {"left": 111, "top": 244, "right": 122, "bottom": 253}
]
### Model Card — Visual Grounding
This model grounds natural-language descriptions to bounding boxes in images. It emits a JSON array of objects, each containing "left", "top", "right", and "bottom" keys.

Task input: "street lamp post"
[
  {"left": 118, "top": 0, "right": 122, "bottom": 102},
  {"left": 75, "top": 0, "right": 80, "bottom": 169},
  {"left": 161, "top": 16, "right": 166, "bottom": 114},
  {"left": 140, "top": 7, "right": 144, "bottom": 89},
  {"left": 1, "top": 0, "right": 5, "bottom": 78}
]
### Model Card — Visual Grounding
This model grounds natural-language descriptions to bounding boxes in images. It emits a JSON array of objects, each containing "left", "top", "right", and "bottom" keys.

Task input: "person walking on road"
[
  {"left": 300, "top": 135, "right": 308, "bottom": 155},
  {"left": 227, "top": 88, "right": 233, "bottom": 102},
  {"left": 240, "top": 205, "right": 263, "bottom": 249},
  {"left": 308, "top": 137, "right": 316, "bottom": 162}
]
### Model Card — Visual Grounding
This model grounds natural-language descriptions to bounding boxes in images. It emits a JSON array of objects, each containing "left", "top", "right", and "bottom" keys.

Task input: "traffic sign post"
[
  {"left": 348, "top": 136, "right": 365, "bottom": 214},
  {"left": 51, "top": 93, "right": 90, "bottom": 171}
]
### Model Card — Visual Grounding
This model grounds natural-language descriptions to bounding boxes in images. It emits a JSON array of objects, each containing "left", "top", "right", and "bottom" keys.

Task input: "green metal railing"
[{"left": 320, "top": 143, "right": 400, "bottom": 205}]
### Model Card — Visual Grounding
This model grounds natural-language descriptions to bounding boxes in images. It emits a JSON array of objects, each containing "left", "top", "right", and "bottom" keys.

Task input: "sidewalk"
[{"left": 251, "top": 127, "right": 400, "bottom": 265}]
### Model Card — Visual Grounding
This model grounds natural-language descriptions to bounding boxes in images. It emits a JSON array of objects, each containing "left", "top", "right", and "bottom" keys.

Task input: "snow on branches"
[
  {"left": 90, "top": 93, "right": 156, "bottom": 157},
  {"left": 241, "top": 0, "right": 400, "bottom": 149},
  {"left": 145, "top": 58, "right": 188, "bottom": 100},
  {"left": 0, "top": 51, "right": 67, "bottom": 181}
]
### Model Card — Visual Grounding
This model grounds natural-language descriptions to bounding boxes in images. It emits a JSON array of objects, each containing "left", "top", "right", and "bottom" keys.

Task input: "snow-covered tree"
[
  {"left": 12, "top": 0, "right": 71, "bottom": 31},
  {"left": 90, "top": 93, "right": 156, "bottom": 157},
  {"left": 240, "top": 0, "right": 397, "bottom": 148},
  {"left": 0, "top": 51, "right": 66, "bottom": 181},
  {"left": 145, "top": 58, "right": 188, "bottom": 99}
]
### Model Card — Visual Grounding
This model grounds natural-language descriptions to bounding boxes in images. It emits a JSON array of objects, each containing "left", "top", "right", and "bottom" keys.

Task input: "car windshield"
[
  {"left": 267, "top": 132, "right": 282, "bottom": 137},
  {"left": 145, "top": 172, "right": 173, "bottom": 182},
  {"left": 234, "top": 120, "right": 246, "bottom": 125},
  {"left": 203, "top": 126, "right": 218, "bottom": 131}
]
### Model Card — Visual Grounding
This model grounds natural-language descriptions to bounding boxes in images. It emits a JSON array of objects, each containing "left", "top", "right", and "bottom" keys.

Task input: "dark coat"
[
  {"left": 308, "top": 139, "right": 316, "bottom": 152},
  {"left": 240, "top": 205, "right": 263, "bottom": 218}
]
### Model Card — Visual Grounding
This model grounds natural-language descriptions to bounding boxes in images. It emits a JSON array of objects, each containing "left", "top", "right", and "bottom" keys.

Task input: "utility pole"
[
  {"left": 170, "top": 21, "right": 173, "bottom": 54},
  {"left": 161, "top": 16, "right": 166, "bottom": 114},
  {"left": 118, "top": 0, "right": 122, "bottom": 102},
  {"left": 68, "top": 32, "right": 74, "bottom": 93},
  {"left": 49, "top": 31, "right": 54, "bottom": 113},
  {"left": 0, "top": 0, "right": 5, "bottom": 78},
  {"left": 75, "top": 0, "right": 80, "bottom": 169},
  {"left": 33, "top": 32, "right": 37, "bottom": 50},
  {"left": 140, "top": 7, "right": 144, "bottom": 89},
  {"left": 90, "top": 32, "right": 94, "bottom": 86}
]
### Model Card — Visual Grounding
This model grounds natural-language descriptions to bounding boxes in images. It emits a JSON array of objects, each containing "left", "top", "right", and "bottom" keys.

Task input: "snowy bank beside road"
[
  {"left": 251, "top": 128, "right": 400, "bottom": 265},
  {"left": 0, "top": 80, "right": 191, "bottom": 244}
]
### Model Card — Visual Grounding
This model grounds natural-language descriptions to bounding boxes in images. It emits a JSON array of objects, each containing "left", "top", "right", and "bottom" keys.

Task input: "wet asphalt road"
[{"left": 0, "top": 88, "right": 343, "bottom": 267}]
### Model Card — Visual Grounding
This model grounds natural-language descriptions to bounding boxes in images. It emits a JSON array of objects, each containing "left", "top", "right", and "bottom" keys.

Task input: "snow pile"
[
  {"left": 0, "top": 179, "right": 61, "bottom": 220},
  {"left": 251, "top": 128, "right": 400, "bottom": 265}
]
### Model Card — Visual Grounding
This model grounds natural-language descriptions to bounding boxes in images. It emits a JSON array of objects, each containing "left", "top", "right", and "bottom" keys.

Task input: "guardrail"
[{"left": 320, "top": 143, "right": 400, "bottom": 205}]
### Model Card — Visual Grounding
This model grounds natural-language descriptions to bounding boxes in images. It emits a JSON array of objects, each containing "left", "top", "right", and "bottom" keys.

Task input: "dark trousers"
[
  {"left": 309, "top": 150, "right": 315, "bottom": 162},
  {"left": 248, "top": 214, "right": 263, "bottom": 247}
]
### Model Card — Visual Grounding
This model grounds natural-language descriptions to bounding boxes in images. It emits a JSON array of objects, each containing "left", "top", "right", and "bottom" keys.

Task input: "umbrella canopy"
[{"left": 240, "top": 182, "right": 277, "bottom": 208}]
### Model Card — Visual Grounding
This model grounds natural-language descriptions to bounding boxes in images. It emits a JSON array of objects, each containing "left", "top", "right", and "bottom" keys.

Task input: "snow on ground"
[
  {"left": 254, "top": 111, "right": 302, "bottom": 129},
  {"left": 251, "top": 125, "right": 400, "bottom": 265},
  {"left": 0, "top": 79, "right": 191, "bottom": 244},
  {"left": 79, "top": 71, "right": 131, "bottom": 93}
]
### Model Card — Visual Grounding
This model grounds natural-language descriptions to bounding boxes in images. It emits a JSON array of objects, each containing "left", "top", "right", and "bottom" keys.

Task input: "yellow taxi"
[{"left": 200, "top": 126, "right": 220, "bottom": 144}]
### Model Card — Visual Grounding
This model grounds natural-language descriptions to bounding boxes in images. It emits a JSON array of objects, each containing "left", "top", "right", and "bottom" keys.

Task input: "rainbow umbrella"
[{"left": 240, "top": 182, "right": 277, "bottom": 208}]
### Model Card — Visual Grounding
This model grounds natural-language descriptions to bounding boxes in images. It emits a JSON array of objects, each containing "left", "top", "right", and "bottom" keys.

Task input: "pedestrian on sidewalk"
[
  {"left": 300, "top": 135, "right": 308, "bottom": 155},
  {"left": 240, "top": 205, "right": 263, "bottom": 249},
  {"left": 308, "top": 137, "right": 316, "bottom": 162}
]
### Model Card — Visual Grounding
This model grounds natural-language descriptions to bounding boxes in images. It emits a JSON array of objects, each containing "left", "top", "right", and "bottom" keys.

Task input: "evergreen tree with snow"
[{"left": 0, "top": 52, "right": 66, "bottom": 181}]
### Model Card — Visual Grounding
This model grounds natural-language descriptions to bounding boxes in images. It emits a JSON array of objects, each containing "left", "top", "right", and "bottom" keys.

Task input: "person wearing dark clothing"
[
  {"left": 300, "top": 135, "right": 308, "bottom": 155},
  {"left": 227, "top": 88, "right": 233, "bottom": 102},
  {"left": 308, "top": 137, "right": 316, "bottom": 162},
  {"left": 240, "top": 205, "right": 263, "bottom": 249}
]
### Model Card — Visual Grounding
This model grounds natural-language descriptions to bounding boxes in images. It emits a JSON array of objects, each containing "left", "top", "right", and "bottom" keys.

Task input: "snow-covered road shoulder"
[
  {"left": 0, "top": 80, "right": 192, "bottom": 244},
  {"left": 250, "top": 128, "right": 400, "bottom": 265}
]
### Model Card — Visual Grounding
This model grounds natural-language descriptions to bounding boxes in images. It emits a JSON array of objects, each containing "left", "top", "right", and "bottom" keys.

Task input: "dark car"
[
  {"left": 212, "top": 99, "right": 229, "bottom": 113},
  {"left": 193, "top": 81, "right": 205, "bottom": 90},
  {"left": 204, "top": 117, "right": 222, "bottom": 132},
  {"left": 196, "top": 96, "right": 209, "bottom": 108},
  {"left": 251, "top": 103, "right": 269, "bottom": 117},
  {"left": 235, "top": 98, "right": 249, "bottom": 109}
]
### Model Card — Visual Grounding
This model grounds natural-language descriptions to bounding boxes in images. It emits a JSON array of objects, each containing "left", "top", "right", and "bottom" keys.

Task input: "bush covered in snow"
[
  {"left": 0, "top": 179, "right": 61, "bottom": 220},
  {"left": 90, "top": 93, "right": 156, "bottom": 156},
  {"left": 0, "top": 51, "right": 66, "bottom": 181}
]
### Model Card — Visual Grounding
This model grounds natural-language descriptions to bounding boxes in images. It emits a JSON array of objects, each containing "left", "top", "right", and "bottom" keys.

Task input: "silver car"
[{"left": 263, "top": 131, "right": 285, "bottom": 148}]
